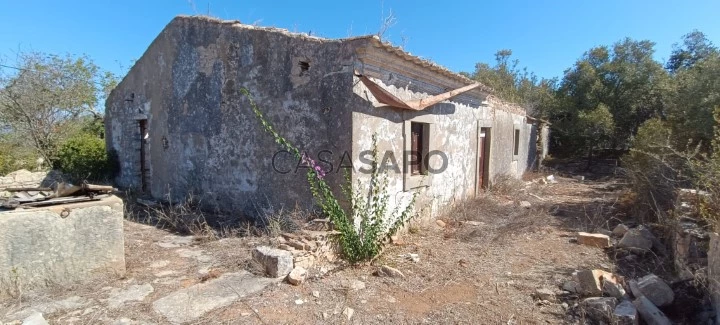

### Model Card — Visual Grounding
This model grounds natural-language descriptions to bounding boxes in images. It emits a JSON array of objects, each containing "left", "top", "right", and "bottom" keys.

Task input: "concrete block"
[
  {"left": 577, "top": 232, "right": 611, "bottom": 248},
  {"left": 252, "top": 246, "right": 293, "bottom": 278},
  {"left": 577, "top": 269, "right": 621, "bottom": 296},
  {"left": 0, "top": 196, "right": 125, "bottom": 291}
]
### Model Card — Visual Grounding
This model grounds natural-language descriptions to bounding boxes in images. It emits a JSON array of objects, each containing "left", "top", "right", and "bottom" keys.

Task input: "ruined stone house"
[{"left": 105, "top": 16, "right": 549, "bottom": 219}]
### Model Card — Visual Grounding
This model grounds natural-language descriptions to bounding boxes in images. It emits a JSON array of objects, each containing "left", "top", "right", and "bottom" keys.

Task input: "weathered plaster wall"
[
  {"left": 0, "top": 196, "right": 125, "bottom": 291},
  {"left": 350, "top": 49, "right": 538, "bottom": 220},
  {"left": 106, "top": 17, "right": 356, "bottom": 215}
]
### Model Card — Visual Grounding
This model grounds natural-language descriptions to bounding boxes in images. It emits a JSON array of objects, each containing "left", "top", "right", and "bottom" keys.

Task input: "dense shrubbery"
[{"left": 56, "top": 133, "right": 117, "bottom": 181}]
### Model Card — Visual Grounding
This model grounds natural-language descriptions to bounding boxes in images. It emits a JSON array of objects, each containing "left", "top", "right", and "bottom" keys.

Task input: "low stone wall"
[
  {"left": 0, "top": 169, "right": 65, "bottom": 197},
  {"left": 0, "top": 196, "right": 125, "bottom": 293}
]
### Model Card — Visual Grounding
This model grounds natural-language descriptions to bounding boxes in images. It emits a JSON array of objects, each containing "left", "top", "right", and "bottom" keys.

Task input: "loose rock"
[
  {"left": 577, "top": 232, "right": 611, "bottom": 248},
  {"left": 602, "top": 278, "right": 626, "bottom": 299},
  {"left": 252, "top": 246, "right": 294, "bottom": 278},
  {"left": 520, "top": 201, "right": 532, "bottom": 208},
  {"left": 343, "top": 307, "right": 354, "bottom": 320},
  {"left": 618, "top": 230, "right": 653, "bottom": 251},
  {"left": 341, "top": 279, "right": 366, "bottom": 291},
  {"left": 614, "top": 300, "right": 639, "bottom": 325},
  {"left": 577, "top": 269, "right": 621, "bottom": 296},
  {"left": 435, "top": 219, "right": 446, "bottom": 228},
  {"left": 633, "top": 296, "right": 671, "bottom": 325},
  {"left": 581, "top": 297, "right": 617, "bottom": 322},
  {"left": 22, "top": 312, "right": 49, "bottom": 325},
  {"left": 635, "top": 274, "right": 674, "bottom": 307},
  {"left": 534, "top": 288, "right": 556, "bottom": 302},
  {"left": 376, "top": 265, "right": 405, "bottom": 278},
  {"left": 287, "top": 267, "right": 307, "bottom": 286},
  {"left": 613, "top": 224, "right": 629, "bottom": 237}
]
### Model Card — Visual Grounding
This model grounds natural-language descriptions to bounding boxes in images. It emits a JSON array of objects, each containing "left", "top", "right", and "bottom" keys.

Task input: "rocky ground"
[{"left": 0, "top": 173, "right": 706, "bottom": 324}]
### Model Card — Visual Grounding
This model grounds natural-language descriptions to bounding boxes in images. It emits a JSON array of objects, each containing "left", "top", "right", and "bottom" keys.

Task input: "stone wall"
[
  {"left": 106, "top": 16, "right": 355, "bottom": 216},
  {"left": 0, "top": 169, "right": 64, "bottom": 198},
  {"left": 0, "top": 196, "right": 125, "bottom": 292}
]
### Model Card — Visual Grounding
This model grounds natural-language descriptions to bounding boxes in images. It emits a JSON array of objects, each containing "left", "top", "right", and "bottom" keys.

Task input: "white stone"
[
  {"left": 379, "top": 265, "right": 405, "bottom": 278},
  {"left": 252, "top": 246, "right": 294, "bottom": 278},
  {"left": 22, "top": 312, "right": 49, "bottom": 325},
  {"left": 341, "top": 279, "right": 366, "bottom": 291},
  {"left": 287, "top": 267, "right": 307, "bottom": 285},
  {"left": 520, "top": 201, "right": 532, "bottom": 208},
  {"left": 343, "top": 307, "right": 354, "bottom": 320}
]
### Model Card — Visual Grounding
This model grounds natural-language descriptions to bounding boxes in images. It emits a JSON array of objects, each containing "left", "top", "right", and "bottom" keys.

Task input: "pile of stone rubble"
[
  {"left": 251, "top": 229, "right": 342, "bottom": 285},
  {"left": 569, "top": 221, "right": 714, "bottom": 324}
]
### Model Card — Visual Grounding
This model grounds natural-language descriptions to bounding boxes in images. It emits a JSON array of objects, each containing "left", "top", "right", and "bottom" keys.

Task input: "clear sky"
[{"left": 1, "top": 0, "right": 719, "bottom": 81}]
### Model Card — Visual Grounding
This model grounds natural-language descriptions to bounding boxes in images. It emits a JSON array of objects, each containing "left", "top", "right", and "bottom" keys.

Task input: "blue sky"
[{"left": 1, "top": 0, "right": 719, "bottom": 81}]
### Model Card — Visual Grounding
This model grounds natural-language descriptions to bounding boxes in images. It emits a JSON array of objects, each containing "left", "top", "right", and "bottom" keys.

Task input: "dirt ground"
[{"left": 2, "top": 174, "right": 634, "bottom": 324}]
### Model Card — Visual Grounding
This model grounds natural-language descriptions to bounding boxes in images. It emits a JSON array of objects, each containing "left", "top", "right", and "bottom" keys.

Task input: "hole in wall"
[{"left": 299, "top": 60, "right": 310, "bottom": 76}]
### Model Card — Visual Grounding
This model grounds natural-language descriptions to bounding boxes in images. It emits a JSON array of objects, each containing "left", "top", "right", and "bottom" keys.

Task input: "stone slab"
[{"left": 152, "top": 271, "right": 277, "bottom": 324}]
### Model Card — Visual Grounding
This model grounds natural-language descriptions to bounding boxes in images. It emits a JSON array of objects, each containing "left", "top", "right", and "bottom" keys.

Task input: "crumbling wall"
[
  {"left": 0, "top": 196, "right": 125, "bottom": 292},
  {"left": 350, "top": 52, "right": 537, "bottom": 220},
  {"left": 106, "top": 16, "right": 356, "bottom": 215},
  {"left": 0, "top": 170, "right": 64, "bottom": 198}
]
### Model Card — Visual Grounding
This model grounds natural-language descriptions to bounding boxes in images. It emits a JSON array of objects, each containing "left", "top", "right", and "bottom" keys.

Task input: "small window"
[
  {"left": 410, "top": 122, "right": 429, "bottom": 175},
  {"left": 298, "top": 60, "right": 310, "bottom": 76},
  {"left": 513, "top": 128, "right": 520, "bottom": 156}
]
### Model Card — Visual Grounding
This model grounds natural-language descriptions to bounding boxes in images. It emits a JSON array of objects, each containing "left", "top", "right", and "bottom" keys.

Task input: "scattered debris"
[
  {"left": 252, "top": 246, "right": 294, "bottom": 278},
  {"left": 520, "top": 201, "right": 532, "bottom": 208},
  {"left": 577, "top": 232, "right": 611, "bottom": 248},
  {"left": 546, "top": 175, "right": 558, "bottom": 184},
  {"left": 573, "top": 175, "right": 585, "bottom": 181},
  {"left": 435, "top": 219, "right": 446, "bottom": 228},
  {"left": 295, "top": 299, "right": 304, "bottom": 305},
  {"left": 312, "top": 291, "right": 320, "bottom": 298},
  {"left": 400, "top": 253, "right": 420, "bottom": 263}
]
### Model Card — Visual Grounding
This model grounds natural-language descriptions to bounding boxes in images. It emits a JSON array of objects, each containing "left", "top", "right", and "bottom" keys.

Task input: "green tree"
[
  {"left": 577, "top": 104, "right": 615, "bottom": 167},
  {"left": 550, "top": 38, "right": 671, "bottom": 155},
  {"left": 666, "top": 30, "right": 718, "bottom": 73},
  {"left": 0, "top": 52, "right": 117, "bottom": 166}
]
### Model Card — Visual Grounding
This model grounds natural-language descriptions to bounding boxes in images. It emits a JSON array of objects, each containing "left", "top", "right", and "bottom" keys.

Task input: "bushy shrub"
[
  {"left": 242, "top": 88, "right": 418, "bottom": 264},
  {"left": 622, "top": 118, "right": 696, "bottom": 223},
  {"left": 56, "top": 133, "right": 117, "bottom": 181},
  {"left": 693, "top": 108, "right": 720, "bottom": 230}
]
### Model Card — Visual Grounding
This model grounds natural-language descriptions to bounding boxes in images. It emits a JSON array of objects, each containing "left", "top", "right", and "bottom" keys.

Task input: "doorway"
[
  {"left": 138, "top": 119, "right": 148, "bottom": 192},
  {"left": 477, "top": 127, "right": 491, "bottom": 192}
]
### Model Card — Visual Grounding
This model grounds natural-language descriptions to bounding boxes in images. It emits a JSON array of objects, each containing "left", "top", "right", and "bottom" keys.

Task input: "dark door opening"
[
  {"left": 138, "top": 119, "right": 148, "bottom": 192},
  {"left": 478, "top": 127, "right": 490, "bottom": 191}
]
